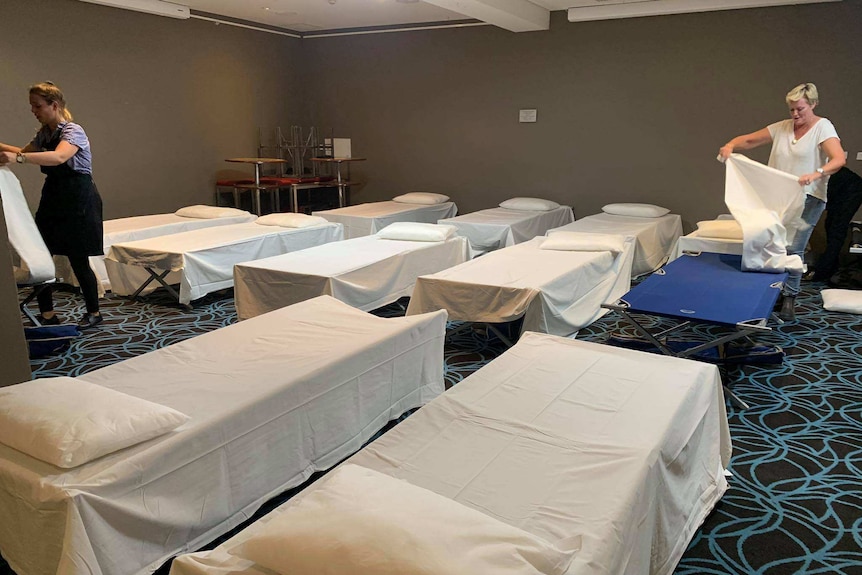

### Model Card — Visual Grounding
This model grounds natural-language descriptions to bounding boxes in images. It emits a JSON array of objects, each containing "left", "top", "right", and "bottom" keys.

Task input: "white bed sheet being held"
[
  {"left": 548, "top": 212, "right": 682, "bottom": 276},
  {"left": 0, "top": 295, "right": 447, "bottom": 575},
  {"left": 105, "top": 220, "right": 343, "bottom": 304},
  {"left": 406, "top": 235, "right": 634, "bottom": 337},
  {"left": 171, "top": 331, "right": 731, "bottom": 575},
  {"left": 438, "top": 205, "right": 575, "bottom": 254},
  {"left": 55, "top": 209, "right": 257, "bottom": 295},
  {"left": 234, "top": 234, "right": 470, "bottom": 320},
  {"left": 312, "top": 200, "right": 457, "bottom": 239}
]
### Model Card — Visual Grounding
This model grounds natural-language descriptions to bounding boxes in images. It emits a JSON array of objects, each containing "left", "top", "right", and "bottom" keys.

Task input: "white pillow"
[
  {"left": 499, "top": 197, "right": 560, "bottom": 212},
  {"left": 542, "top": 231, "right": 627, "bottom": 254},
  {"left": 821, "top": 289, "right": 862, "bottom": 314},
  {"left": 602, "top": 203, "right": 670, "bottom": 218},
  {"left": 175, "top": 205, "right": 250, "bottom": 219},
  {"left": 255, "top": 213, "right": 329, "bottom": 228},
  {"left": 392, "top": 192, "right": 450, "bottom": 205},
  {"left": 0, "top": 378, "right": 190, "bottom": 468},
  {"left": 693, "top": 220, "right": 744, "bottom": 240},
  {"left": 236, "top": 464, "right": 574, "bottom": 575},
  {"left": 377, "top": 222, "right": 457, "bottom": 242}
]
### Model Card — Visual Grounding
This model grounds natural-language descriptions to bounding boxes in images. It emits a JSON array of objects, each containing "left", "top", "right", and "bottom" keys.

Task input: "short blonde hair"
[
  {"left": 29, "top": 82, "right": 73, "bottom": 122},
  {"left": 786, "top": 82, "right": 819, "bottom": 106}
]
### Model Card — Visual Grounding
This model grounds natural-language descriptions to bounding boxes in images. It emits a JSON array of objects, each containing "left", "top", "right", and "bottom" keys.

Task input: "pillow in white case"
[
  {"left": 542, "top": 231, "right": 627, "bottom": 254},
  {"left": 255, "top": 213, "right": 329, "bottom": 228},
  {"left": 499, "top": 197, "right": 560, "bottom": 212},
  {"left": 693, "top": 220, "right": 743, "bottom": 240},
  {"left": 821, "top": 289, "right": 862, "bottom": 314},
  {"left": 236, "top": 464, "right": 574, "bottom": 575},
  {"left": 392, "top": 192, "right": 450, "bottom": 205},
  {"left": 377, "top": 222, "right": 457, "bottom": 242},
  {"left": 602, "top": 203, "right": 670, "bottom": 218},
  {"left": 0, "top": 378, "right": 190, "bottom": 468},
  {"left": 175, "top": 205, "right": 250, "bottom": 219}
]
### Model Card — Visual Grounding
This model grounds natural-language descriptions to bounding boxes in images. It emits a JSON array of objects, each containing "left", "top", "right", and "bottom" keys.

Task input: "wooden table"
[
  {"left": 225, "top": 157, "right": 289, "bottom": 215},
  {"left": 310, "top": 157, "right": 366, "bottom": 208}
]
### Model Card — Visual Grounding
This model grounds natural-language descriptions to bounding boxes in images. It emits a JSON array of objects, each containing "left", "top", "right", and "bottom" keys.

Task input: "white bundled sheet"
[
  {"left": 438, "top": 205, "right": 575, "bottom": 254},
  {"left": 406, "top": 236, "right": 634, "bottom": 337},
  {"left": 234, "top": 234, "right": 470, "bottom": 320},
  {"left": 105, "top": 221, "right": 343, "bottom": 304},
  {"left": 171, "top": 332, "right": 731, "bottom": 575},
  {"left": 313, "top": 201, "right": 457, "bottom": 239},
  {"left": 0, "top": 166, "right": 54, "bottom": 284},
  {"left": 548, "top": 212, "right": 682, "bottom": 276},
  {"left": 0, "top": 296, "right": 447, "bottom": 575},
  {"left": 725, "top": 154, "right": 806, "bottom": 272}
]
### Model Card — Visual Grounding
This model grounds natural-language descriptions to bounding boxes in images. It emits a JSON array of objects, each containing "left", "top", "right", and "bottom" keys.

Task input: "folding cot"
[
  {"left": 602, "top": 251, "right": 786, "bottom": 407},
  {"left": 55, "top": 206, "right": 257, "bottom": 295},
  {"left": 0, "top": 296, "right": 448, "bottom": 575},
  {"left": 312, "top": 199, "right": 457, "bottom": 239},
  {"left": 438, "top": 203, "right": 575, "bottom": 254},
  {"left": 671, "top": 230, "right": 742, "bottom": 261},
  {"left": 1, "top": 167, "right": 56, "bottom": 325},
  {"left": 548, "top": 210, "right": 682, "bottom": 276},
  {"left": 171, "top": 331, "right": 731, "bottom": 575},
  {"left": 105, "top": 219, "right": 343, "bottom": 305},
  {"left": 406, "top": 234, "right": 635, "bottom": 340},
  {"left": 234, "top": 232, "right": 470, "bottom": 320}
]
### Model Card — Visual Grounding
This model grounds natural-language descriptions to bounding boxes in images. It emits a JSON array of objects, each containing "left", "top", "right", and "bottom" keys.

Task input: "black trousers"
[
  {"left": 813, "top": 167, "right": 862, "bottom": 280},
  {"left": 38, "top": 255, "right": 100, "bottom": 315}
]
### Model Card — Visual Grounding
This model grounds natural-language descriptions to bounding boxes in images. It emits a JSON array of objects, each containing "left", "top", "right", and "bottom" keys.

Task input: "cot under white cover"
[
  {"left": 171, "top": 331, "right": 731, "bottom": 575},
  {"left": 548, "top": 212, "right": 682, "bottom": 276},
  {"left": 438, "top": 205, "right": 574, "bottom": 254},
  {"left": 406, "top": 236, "right": 634, "bottom": 337},
  {"left": 54, "top": 212, "right": 257, "bottom": 294},
  {"left": 105, "top": 221, "right": 343, "bottom": 304},
  {"left": 234, "top": 234, "right": 470, "bottom": 320},
  {"left": 0, "top": 295, "right": 447, "bottom": 575},
  {"left": 670, "top": 232, "right": 743, "bottom": 261},
  {"left": 312, "top": 201, "right": 457, "bottom": 239}
]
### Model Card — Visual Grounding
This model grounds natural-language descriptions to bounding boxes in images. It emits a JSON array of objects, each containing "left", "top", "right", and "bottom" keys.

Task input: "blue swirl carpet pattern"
[{"left": 7, "top": 280, "right": 862, "bottom": 575}]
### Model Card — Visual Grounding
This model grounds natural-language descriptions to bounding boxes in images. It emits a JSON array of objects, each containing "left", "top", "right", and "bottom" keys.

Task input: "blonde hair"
[
  {"left": 786, "top": 82, "right": 819, "bottom": 107},
  {"left": 29, "top": 82, "right": 73, "bottom": 122}
]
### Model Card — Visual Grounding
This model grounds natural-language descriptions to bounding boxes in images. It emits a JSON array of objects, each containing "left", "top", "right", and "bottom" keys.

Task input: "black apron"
[{"left": 34, "top": 128, "right": 103, "bottom": 257}]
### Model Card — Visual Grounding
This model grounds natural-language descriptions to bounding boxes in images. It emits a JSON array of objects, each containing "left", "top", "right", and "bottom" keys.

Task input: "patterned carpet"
[{"left": 7, "top": 279, "right": 862, "bottom": 575}]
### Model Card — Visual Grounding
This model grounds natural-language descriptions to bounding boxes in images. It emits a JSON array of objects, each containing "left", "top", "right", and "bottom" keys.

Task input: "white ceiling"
[{"left": 86, "top": 0, "right": 842, "bottom": 35}]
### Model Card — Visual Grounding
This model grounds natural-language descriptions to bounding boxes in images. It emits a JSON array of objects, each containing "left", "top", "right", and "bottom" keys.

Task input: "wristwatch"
[
  {"left": 816, "top": 168, "right": 825, "bottom": 176},
  {"left": 15, "top": 152, "right": 25, "bottom": 164}
]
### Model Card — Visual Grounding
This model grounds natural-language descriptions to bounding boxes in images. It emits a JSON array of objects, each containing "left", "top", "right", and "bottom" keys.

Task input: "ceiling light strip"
[
  {"left": 303, "top": 21, "right": 490, "bottom": 39},
  {"left": 190, "top": 13, "right": 302, "bottom": 38}
]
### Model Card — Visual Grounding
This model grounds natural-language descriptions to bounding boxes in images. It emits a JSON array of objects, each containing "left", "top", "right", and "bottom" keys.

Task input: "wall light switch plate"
[
  {"left": 856, "top": 151, "right": 862, "bottom": 161},
  {"left": 519, "top": 109, "right": 537, "bottom": 123}
]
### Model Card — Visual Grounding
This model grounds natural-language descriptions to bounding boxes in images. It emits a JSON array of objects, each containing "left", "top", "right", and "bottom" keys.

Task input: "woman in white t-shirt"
[{"left": 717, "top": 82, "right": 846, "bottom": 321}]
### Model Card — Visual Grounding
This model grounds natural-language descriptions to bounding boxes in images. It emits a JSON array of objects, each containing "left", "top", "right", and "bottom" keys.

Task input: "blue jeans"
[{"left": 784, "top": 194, "right": 826, "bottom": 296}]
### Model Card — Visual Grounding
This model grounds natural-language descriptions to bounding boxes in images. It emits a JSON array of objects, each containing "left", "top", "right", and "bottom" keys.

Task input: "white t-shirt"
[{"left": 767, "top": 118, "right": 839, "bottom": 201}]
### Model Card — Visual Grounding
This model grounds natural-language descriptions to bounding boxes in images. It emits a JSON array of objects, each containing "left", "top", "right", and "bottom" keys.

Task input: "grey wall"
[
  {"left": 1, "top": 0, "right": 306, "bottom": 219},
  {"left": 301, "top": 3, "right": 862, "bottom": 230}
]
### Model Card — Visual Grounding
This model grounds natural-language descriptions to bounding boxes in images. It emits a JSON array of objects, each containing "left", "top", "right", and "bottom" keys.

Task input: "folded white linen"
[
  {"left": 0, "top": 377, "right": 189, "bottom": 468},
  {"left": 821, "top": 289, "right": 862, "bottom": 314},
  {"left": 236, "top": 464, "right": 574, "bottom": 575},
  {"left": 175, "top": 205, "right": 251, "bottom": 219}
]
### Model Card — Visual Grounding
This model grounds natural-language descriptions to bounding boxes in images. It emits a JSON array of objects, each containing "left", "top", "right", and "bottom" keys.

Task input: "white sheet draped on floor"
[{"left": 725, "top": 154, "right": 805, "bottom": 272}]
